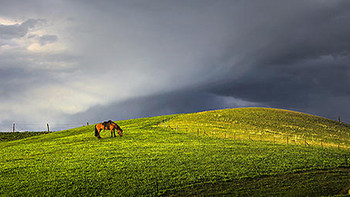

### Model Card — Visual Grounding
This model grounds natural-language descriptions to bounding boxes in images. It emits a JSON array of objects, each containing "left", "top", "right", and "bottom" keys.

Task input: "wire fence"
[
  {"left": 3, "top": 118, "right": 349, "bottom": 150},
  {"left": 0, "top": 121, "right": 91, "bottom": 132},
  {"left": 156, "top": 120, "right": 350, "bottom": 150}
]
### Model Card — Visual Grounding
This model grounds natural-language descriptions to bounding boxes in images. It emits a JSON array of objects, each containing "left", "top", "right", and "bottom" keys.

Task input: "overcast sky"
[{"left": 0, "top": 0, "right": 349, "bottom": 131}]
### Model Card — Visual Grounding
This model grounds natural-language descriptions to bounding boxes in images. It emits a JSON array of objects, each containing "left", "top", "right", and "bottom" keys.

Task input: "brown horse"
[{"left": 95, "top": 120, "right": 123, "bottom": 139}]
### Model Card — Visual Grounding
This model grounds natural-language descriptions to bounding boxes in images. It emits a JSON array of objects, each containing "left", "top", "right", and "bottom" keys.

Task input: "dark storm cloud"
[
  {"left": 209, "top": 60, "right": 350, "bottom": 106},
  {"left": 70, "top": 89, "right": 257, "bottom": 123},
  {"left": 1, "top": 0, "right": 350, "bottom": 131},
  {"left": 65, "top": 0, "right": 350, "bottom": 123},
  {"left": 203, "top": 0, "right": 350, "bottom": 121}
]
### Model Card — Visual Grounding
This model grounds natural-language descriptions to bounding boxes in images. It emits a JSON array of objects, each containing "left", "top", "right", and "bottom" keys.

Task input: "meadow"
[
  {"left": 0, "top": 108, "right": 350, "bottom": 196},
  {"left": 0, "top": 131, "right": 46, "bottom": 142}
]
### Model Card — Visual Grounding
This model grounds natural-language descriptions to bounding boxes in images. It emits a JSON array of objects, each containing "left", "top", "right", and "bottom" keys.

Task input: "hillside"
[
  {"left": 165, "top": 107, "right": 350, "bottom": 148},
  {"left": 0, "top": 108, "right": 350, "bottom": 196},
  {"left": 0, "top": 131, "right": 46, "bottom": 142}
]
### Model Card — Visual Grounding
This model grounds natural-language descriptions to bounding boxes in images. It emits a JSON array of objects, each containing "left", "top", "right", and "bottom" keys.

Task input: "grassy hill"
[
  {"left": 0, "top": 107, "right": 350, "bottom": 196},
  {"left": 165, "top": 107, "right": 350, "bottom": 148}
]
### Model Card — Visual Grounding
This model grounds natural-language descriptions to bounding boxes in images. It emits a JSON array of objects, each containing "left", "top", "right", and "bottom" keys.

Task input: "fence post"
[
  {"left": 12, "top": 123, "right": 15, "bottom": 132},
  {"left": 47, "top": 123, "right": 50, "bottom": 133},
  {"left": 87, "top": 122, "right": 89, "bottom": 126}
]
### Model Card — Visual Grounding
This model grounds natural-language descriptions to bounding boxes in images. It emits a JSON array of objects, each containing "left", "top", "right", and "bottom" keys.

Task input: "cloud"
[
  {"left": 37, "top": 34, "right": 58, "bottom": 46},
  {"left": 69, "top": 89, "right": 259, "bottom": 123},
  {"left": 0, "top": 19, "right": 44, "bottom": 40},
  {"left": 202, "top": 1, "right": 350, "bottom": 120},
  {"left": 1, "top": 0, "right": 350, "bottom": 131},
  {"left": 0, "top": 16, "right": 80, "bottom": 130}
]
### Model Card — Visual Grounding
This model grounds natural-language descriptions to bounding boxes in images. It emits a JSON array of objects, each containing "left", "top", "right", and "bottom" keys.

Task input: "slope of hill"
[
  {"left": 0, "top": 132, "right": 46, "bottom": 142},
  {"left": 0, "top": 108, "right": 350, "bottom": 196},
  {"left": 166, "top": 107, "right": 350, "bottom": 148}
]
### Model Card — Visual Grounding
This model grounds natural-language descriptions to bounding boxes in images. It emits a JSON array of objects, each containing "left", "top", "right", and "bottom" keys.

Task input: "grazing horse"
[{"left": 95, "top": 120, "right": 123, "bottom": 139}]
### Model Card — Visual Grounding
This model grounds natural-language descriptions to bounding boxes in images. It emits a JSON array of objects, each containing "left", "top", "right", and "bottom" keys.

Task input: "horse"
[{"left": 95, "top": 120, "right": 123, "bottom": 139}]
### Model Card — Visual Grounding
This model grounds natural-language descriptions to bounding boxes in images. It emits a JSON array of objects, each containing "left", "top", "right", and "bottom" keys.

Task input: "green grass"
[
  {"left": 0, "top": 108, "right": 350, "bottom": 196},
  {"left": 0, "top": 132, "right": 47, "bottom": 142},
  {"left": 165, "top": 107, "right": 350, "bottom": 148}
]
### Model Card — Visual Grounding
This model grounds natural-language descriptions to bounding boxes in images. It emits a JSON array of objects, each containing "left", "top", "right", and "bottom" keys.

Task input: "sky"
[{"left": 0, "top": 0, "right": 349, "bottom": 131}]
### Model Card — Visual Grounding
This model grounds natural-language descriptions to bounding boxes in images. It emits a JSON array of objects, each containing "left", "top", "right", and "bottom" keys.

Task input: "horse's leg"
[
  {"left": 113, "top": 128, "right": 116, "bottom": 137},
  {"left": 98, "top": 128, "right": 101, "bottom": 139},
  {"left": 110, "top": 129, "right": 113, "bottom": 137}
]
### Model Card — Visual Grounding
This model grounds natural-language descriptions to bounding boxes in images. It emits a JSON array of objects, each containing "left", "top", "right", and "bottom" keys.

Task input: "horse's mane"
[{"left": 103, "top": 120, "right": 122, "bottom": 130}]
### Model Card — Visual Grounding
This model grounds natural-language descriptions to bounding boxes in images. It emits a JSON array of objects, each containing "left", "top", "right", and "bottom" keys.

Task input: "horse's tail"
[{"left": 95, "top": 125, "right": 99, "bottom": 137}]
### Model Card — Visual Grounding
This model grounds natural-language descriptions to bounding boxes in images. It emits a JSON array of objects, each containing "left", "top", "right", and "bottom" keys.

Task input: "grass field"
[
  {"left": 165, "top": 108, "right": 350, "bottom": 148},
  {"left": 0, "top": 108, "right": 350, "bottom": 196},
  {"left": 0, "top": 131, "right": 46, "bottom": 142}
]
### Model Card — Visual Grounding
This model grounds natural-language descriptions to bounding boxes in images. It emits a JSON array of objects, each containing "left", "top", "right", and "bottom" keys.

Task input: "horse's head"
[
  {"left": 111, "top": 121, "right": 123, "bottom": 137},
  {"left": 117, "top": 127, "right": 123, "bottom": 137}
]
